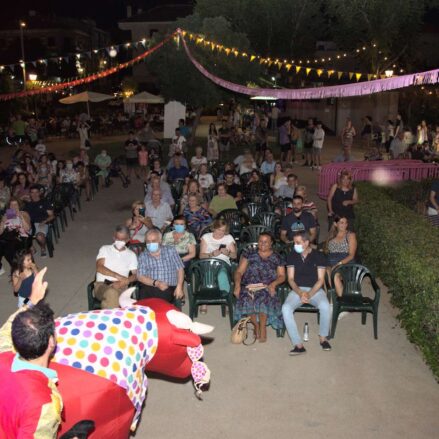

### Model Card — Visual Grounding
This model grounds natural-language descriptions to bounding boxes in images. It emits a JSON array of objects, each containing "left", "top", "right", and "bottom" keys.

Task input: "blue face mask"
[
  {"left": 294, "top": 244, "right": 304, "bottom": 254},
  {"left": 147, "top": 242, "right": 160, "bottom": 253},
  {"left": 174, "top": 224, "right": 185, "bottom": 233}
]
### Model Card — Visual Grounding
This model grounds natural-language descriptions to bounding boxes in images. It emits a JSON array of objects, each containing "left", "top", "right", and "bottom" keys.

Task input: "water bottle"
[{"left": 303, "top": 322, "right": 309, "bottom": 342}]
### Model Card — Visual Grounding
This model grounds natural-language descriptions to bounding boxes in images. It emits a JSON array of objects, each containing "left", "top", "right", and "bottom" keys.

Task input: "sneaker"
[
  {"left": 338, "top": 311, "right": 350, "bottom": 321},
  {"left": 41, "top": 250, "right": 47, "bottom": 258},
  {"left": 320, "top": 340, "right": 332, "bottom": 351},
  {"left": 0, "top": 267, "right": 5, "bottom": 276},
  {"left": 289, "top": 346, "right": 306, "bottom": 356}
]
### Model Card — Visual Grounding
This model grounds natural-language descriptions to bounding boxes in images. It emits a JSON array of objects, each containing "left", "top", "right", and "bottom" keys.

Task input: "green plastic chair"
[
  {"left": 237, "top": 241, "right": 258, "bottom": 258},
  {"left": 87, "top": 281, "right": 102, "bottom": 310},
  {"left": 187, "top": 259, "right": 234, "bottom": 329},
  {"left": 329, "top": 263, "right": 381, "bottom": 339},
  {"left": 239, "top": 224, "right": 270, "bottom": 243},
  {"left": 276, "top": 283, "right": 328, "bottom": 338}
]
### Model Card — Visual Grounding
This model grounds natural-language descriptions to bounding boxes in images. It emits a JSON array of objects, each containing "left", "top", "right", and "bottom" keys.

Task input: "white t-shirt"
[
  {"left": 313, "top": 128, "right": 325, "bottom": 148},
  {"left": 190, "top": 156, "right": 208, "bottom": 171},
  {"left": 196, "top": 173, "right": 214, "bottom": 189},
  {"left": 172, "top": 135, "right": 187, "bottom": 149},
  {"left": 96, "top": 245, "right": 138, "bottom": 282},
  {"left": 201, "top": 233, "right": 235, "bottom": 264}
]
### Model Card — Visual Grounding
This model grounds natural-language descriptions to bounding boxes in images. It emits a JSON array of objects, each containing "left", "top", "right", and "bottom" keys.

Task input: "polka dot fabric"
[{"left": 53, "top": 306, "right": 158, "bottom": 429}]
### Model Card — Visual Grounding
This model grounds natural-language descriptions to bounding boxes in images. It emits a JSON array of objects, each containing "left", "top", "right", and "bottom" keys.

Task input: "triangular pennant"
[
  {"left": 367, "top": 74, "right": 372, "bottom": 81},
  {"left": 277, "top": 62, "right": 283, "bottom": 70},
  {"left": 381, "top": 74, "right": 387, "bottom": 79},
  {"left": 259, "top": 58, "right": 265, "bottom": 64},
  {"left": 189, "top": 34, "right": 194, "bottom": 40},
  {"left": 31, "top": 61, "right": 37, "bottom": 67},
  {"left": 233, "top": 50, "right": 239, "bottom": 57},
  {"left": 285, "top": 64, "right": 292, "bottom": 71},
  {"left": 295, "top": 66, "right": 301, "bottom": 74},
  {"left": 211, "top": 42, "right": 215, "bottom": 51},
  {"left": 217, "top": 45, "right": 223, "bottom": 52},
  {"left": 328, "top": 70, "right": 334, "bottom": 78},
  {"left": 337, "top": 71, "right": 343, "bottom": 79},
  {"left": 250, "top": 55, "right": 256, "bottom": 62},
  {"left": 349, "top": 72, "right": 354, "bottom": 80},
  {"left": 317, "top": 69, "right": 323, "bottom": 77},
  {"left": 306, "top": 67, "right": 312, "bottom": 76},
  {"left": 225, "top": 48, "right": 231, "bottom": 55},
  {"left": 355, "top": 73, "right": 362, "bottom": 81},
  {"left": 268, "top": 60, "right": 273, "bottom": 66}
]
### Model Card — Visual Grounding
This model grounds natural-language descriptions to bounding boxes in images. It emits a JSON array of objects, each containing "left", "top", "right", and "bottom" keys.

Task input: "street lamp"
[{"left": 19, "top": 21, "right": 26, "bottom": 91}]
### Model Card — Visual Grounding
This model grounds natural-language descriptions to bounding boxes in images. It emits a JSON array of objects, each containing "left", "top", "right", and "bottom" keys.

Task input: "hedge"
[{"left": 354, "top": 182, "right": 439, "bottom": 379}]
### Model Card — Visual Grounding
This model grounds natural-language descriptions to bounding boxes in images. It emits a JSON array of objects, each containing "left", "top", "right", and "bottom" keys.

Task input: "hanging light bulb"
[{"left": 109, "top": 47, "right": 118, "bottom": 58}]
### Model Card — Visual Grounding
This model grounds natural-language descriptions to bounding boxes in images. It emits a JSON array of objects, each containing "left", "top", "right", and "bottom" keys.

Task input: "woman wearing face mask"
[{"left": 162, "top": 216, "right": 196, "bottom": 266}]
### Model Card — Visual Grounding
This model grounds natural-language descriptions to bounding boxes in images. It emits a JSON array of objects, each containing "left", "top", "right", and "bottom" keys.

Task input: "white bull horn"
[
  {"left": 166, "top": 310, "right": 214, "bottom": 335},
  {"left": 118, "top": 287, "right": 137, "bottom": 308}
]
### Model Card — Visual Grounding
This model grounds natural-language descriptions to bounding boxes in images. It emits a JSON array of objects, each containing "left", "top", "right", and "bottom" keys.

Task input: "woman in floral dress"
[{"left": 233, "top": 232, "right": 285, "bottom": 342}]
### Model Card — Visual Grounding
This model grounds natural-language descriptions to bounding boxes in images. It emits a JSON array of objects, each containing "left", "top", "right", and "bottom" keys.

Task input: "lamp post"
[{"left": 19, "top": 21, "right": 26, "bottom": 91}]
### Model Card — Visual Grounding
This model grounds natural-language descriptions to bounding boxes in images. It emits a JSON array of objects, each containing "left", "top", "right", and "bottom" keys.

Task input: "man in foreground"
[{"left": 282, "top": 232, "right": 332, "bottom": 355}]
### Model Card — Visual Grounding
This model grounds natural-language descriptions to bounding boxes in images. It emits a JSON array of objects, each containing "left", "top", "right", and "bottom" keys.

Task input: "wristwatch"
[
  {"left": 152, "top": 280, "right": 157, "bottom": 287},
  {"left": 23, "top": 298, "right": 34, "bottom": 308}
]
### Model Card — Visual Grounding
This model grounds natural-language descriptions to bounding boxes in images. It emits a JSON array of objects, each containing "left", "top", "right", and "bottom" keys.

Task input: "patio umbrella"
[
  {"left": 124, "top": 91, "right": 165, "bottom": 104},
  {"left": 59, "top": 91, "right": 115, "bottom": 118}
]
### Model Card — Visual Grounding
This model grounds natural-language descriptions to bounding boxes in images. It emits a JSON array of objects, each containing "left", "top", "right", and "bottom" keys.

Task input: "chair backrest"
[
  {"left": 240, "top": 172, "right": 253, "bottom": 186},
  {"left": 217, "top": 209, "right": 249, "bottom": 238},
  {"left": 254, "top": 211, "right": 281, "bottom": 231},
  {"left": 238, "top": 241, "right": 258, "bottom": 258},
  {"left": 188, "top": 259, "right": 231, "bottom": 297},
  {"left": 330, "top": 263, "right": 377, "bottom": 304},
  {"left": 171, "top": 179, "right": 185, "bottom": 198},
  {"left": 239, "top": 224, "right": 270, "bottom": 243},
  {"left": 242, "top": 202, "right": 263, "bottom": 221}
]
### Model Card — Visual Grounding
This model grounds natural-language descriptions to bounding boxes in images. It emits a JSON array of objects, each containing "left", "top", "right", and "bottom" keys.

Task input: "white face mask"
[{"left": 114, "top": 240, "right": 126, "bottom": 250}]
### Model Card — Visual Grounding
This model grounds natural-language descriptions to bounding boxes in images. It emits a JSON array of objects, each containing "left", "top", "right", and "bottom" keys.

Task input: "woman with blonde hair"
[
  {"left": 125, "top": 200, "right": 150, "bottom": 244},
  {"left": 327, "top": 170, "right": 358, "bottom": 226}
]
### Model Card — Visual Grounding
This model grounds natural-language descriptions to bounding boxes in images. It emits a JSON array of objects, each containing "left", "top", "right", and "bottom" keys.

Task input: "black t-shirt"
[
  {"left": 286, "top": 249, "right": 327, "bottom": 288},
  {"left": 428, "top": 180, "right": 439, "bottom": 208},
  {"left": 281, "top": 211, "right": 316, "bottom": 240},
  {"left": 226, "top": 183, "right": 242, "bottom": 198},
  {"left": 25, "top": 199, "right": 52, "bottom": 223}
]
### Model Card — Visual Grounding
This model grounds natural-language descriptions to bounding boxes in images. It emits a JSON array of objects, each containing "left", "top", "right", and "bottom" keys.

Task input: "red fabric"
[
  {"left": 137, "top": 299, "right": 201, "bottom": 378},
  {"left": 52, "top": 362, "right": 133, "bottom": 439},
  {"left": 0, "top": 352, "right": 55, "bottom": 439}
]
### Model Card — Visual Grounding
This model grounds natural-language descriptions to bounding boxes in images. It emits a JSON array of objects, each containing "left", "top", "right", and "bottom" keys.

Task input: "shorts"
[
  {"left": 313, "top": 147, "right": 322, "bottom": 154},
  {"left": 126, "top": 158, "right": 138, "bottom": 167},
  {"left": 280, "top": 143, "right": 290, "bottom": 153},
  {"left": 304, "top": 142, "right": 313, "bottom": 150},
  {"left": 34, "top": 223, "right": 48, "bottom": 236}
]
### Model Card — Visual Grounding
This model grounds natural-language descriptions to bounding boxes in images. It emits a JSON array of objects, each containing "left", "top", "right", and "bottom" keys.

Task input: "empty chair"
[
  {"left": 187, "top": 259, "right": 234, "bottom": 329},
  {"left": 329, "top": 263, "right": 381, "bottom": 339}
]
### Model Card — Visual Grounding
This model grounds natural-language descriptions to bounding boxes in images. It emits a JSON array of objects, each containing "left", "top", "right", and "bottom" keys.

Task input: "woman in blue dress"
[{"left": 233, "top": 232, "right": 285, "bottom": 342}]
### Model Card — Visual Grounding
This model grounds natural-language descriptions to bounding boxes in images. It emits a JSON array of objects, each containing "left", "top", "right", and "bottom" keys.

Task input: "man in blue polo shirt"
[
  {"left": 282, "top": 232, "right": 331, "bottom": 355},
  {"left": 280, "top": 195, "right": 317, "bottom": 244},
  {"left": 137, "top": 229, "right": 185, "bottom": 302},
  {"left": 167, "top": 154, "right": 189, "bottom": 182}
]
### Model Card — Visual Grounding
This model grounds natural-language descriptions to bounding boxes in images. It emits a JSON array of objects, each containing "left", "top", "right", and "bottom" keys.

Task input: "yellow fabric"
[
  {"left": 0, "top": 307, "right": 28, "bottom": 353},
  {"left": 34, "top": 380, "right": 63, "bottom": 439}
]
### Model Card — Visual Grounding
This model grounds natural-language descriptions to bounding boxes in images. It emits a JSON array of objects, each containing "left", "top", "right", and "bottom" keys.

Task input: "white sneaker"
[
  {"left": 338, "top": 311, "right": 350, "bottom": 320},
  {"left": 0, "top": 268, "right": 5, "bottom": 276}
]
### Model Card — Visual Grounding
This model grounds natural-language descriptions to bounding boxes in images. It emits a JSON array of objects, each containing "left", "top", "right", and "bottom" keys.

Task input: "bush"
[{"left": 355, "top": 182, "right": 439, "bottom": 379}]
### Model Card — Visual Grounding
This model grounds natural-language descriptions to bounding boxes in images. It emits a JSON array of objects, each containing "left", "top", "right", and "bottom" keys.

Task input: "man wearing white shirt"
[
  {"left": 169, "top": 128, "right": 186, "bottom": 156},
  {"left": 260, "top": 149, "right": 276, "bottom": 175},
  {"left": 95, "top": 225, "right": 138, "bottom": 308},
  {"left": 312, "top": 121, "right": 325, "bottom": 169}
]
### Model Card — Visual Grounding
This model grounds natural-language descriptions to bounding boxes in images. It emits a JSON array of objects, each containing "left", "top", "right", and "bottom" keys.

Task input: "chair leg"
[
  {"left": 361, "top": 312, "right": 367, "bottom": 325},
  {"left": 330, "top": 306, "right": 340, "bottom": 339},
  {"left": 373, "top": 309, "right": 378, "bottom": 339},
  {"left": 227, "top": 299, "right": 234, "bottom": 330},
  {"left": 189, "top": 304, "right": 195, "bottom": 321},
  {"left": 221, "top": 304, "right": 226, "bottom": 317}
]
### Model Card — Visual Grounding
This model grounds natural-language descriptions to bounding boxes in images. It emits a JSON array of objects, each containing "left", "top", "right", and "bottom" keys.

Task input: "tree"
[
  {"left": 195, "top": 0, "right": 327, "bottom": 59},
  {"left": 148, "top": 13, "right": 261, "bottom": 139},
  {"left": 326, "top": 0, "right": 437, "bottom": 74}
]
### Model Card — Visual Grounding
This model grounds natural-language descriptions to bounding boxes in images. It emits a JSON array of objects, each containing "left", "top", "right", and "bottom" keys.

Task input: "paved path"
[{"left": 0, "top": 130, "right": 438, "bottom": 439}]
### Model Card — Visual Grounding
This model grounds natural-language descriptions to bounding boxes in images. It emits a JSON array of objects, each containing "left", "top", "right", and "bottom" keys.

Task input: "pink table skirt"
[{"left": 318, "top": 161, "right": 439, "bottom": 199}]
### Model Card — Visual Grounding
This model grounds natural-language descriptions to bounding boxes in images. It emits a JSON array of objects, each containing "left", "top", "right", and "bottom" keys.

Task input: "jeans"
[{"left": 281, "top": 287, "right": 330, "bottom": 346}]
